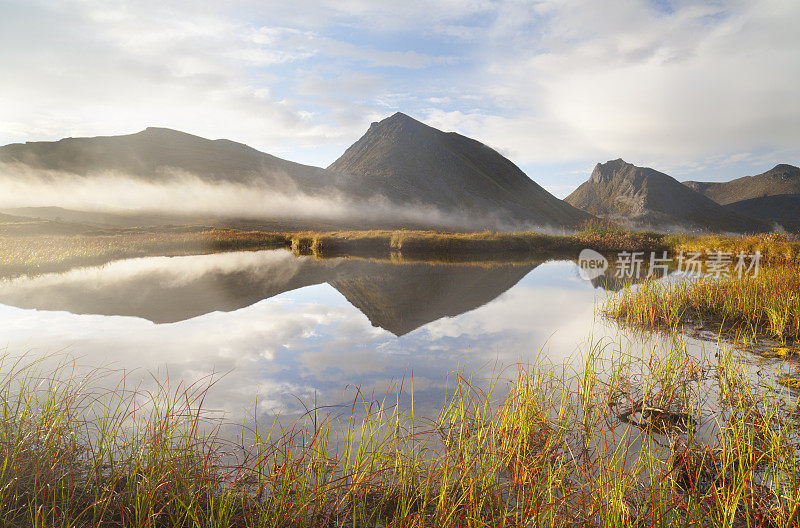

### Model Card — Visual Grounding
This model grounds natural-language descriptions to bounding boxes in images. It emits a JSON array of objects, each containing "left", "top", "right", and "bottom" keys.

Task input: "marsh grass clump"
[
  {"left": 575, "top": 219, "right": 666, "bottom": 252},
  {"left": 286, "top": 227, "right": 669, "bottom": 261},
  {"left": 667, "top": 232, "right": 800, "bottom": 263},
  {"left": 607, "top": 265, "right": 800, "bottom": 342},
  {"left": 5, "top": 225, "right": 800, "bottom": 280},
  {"left": 0, "top": 341, "right": 799, "bottom": 527}
]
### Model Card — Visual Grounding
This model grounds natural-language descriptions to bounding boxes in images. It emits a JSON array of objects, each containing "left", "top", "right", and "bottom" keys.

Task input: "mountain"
[
  {"left": 0, "top": 115, "right": 591, "bottom": 231},
  {"left": 683, "top": 164, "right": 800, "bottom": 205},
  {"left": 564, "top": 159, "right": 767, "bottom": 232},
  {"left": 328, "top": 112, "right": 591, "bottom": 229},
  {"left": 723, "top": 193, "right": 800, "bottom": 222},
  {"left": 0, "top": 127, "right": 340, "bottom": 189}
]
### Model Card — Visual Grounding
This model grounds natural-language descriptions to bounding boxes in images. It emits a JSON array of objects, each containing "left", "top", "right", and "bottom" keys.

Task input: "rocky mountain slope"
[
  {"left": 565, "top": 159, "right": 767, "bottom": 232},
  {"left": 684, "top": 164, "right": 800, "bottom": 205},
  {"left": 329, "top": 112, "right": 590, "bottom": 229},
  {"left": 0, "top": 115, "right": 591, "bottom": 231}
]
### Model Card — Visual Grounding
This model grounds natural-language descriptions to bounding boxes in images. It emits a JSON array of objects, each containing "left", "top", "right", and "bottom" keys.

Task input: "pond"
[{"left": 0, "top": 248, "right": 744, "bottom": 428}]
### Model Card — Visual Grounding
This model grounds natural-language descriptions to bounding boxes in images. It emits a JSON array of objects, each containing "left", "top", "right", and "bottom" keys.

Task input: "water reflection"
[
  {"left": 0, "top": 251, "right": 542, "bottom": 335},
  {"left": 0, "top": 250, "right": 668, "bottom": 426}
]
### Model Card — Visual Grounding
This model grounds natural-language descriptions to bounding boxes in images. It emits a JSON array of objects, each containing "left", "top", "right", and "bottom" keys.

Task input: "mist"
[{"left": 0, "top": 163, "right": 524, "bottom": 231}]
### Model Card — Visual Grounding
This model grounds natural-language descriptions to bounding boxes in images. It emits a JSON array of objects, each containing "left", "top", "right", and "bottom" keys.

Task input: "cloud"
[
  {"left": 0, "top": 258, "right": 608, "bottom": 424},
  {"left": 0, "top": 0, "right": 454, "bottom": 163},
  {"left": 1, "top": 0, "right": 798, "bottom": 188},
  {"left": 427, "top": 0, "right": 800, "bottom": 172}
]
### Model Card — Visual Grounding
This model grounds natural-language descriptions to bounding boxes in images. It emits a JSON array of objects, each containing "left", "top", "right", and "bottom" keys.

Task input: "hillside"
[
  {"left": 0, "top": 127, "right": 339, "bottom": 189},
  {"left": 565, "top": 159, "right": 767, "bottom": 233},
  {"left": 1, "top": 119, "right": 591, "bottom": 230},
  {"left": 684, "top": 164, "right": 800, "bottom": 205},
  {"left": 722, "top": 194, "right": 800, "bottom": 233},
  {"left": 329, "top": 112, "right": 590, "bottom": 229}
]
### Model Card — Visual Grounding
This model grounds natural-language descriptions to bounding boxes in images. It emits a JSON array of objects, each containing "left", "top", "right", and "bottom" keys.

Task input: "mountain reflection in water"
[
  {"left": 0, "top": 250, "right": 640, "bottom": 424},
  {"left": 0, "top": 250, "right": 542, "bottom": 335}
]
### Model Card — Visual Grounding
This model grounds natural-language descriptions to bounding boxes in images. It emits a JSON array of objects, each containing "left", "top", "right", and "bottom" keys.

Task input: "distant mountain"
[
  {"left": 721, "top": 194, "right": 800, "bottom": 235},
  {"left": 0, "top": 116, "right": 591, "bottom": 231},
  {"left": 684, "top": 164, "right": 800, "bottom": 205},
  {"left": 0, "top": 209, "right": 99, "bottom": 235},
  {"left": 328, "top": 112, "right": 590, "bottom": 229},
  {"left": 0, "top": 127, "right": 339, "bottom": 189},
  {"left": 565, "top": 159, "right": 767, "bottom": 232}
]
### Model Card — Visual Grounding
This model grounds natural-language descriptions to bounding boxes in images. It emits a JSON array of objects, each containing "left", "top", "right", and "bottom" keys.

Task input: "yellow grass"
[
  {"left": 607, "top": 265, "right": 800, "bottom": 341},
  {"left": 667, "top": 232, "right": 800, "bottom": 262},
  {"left": 0, "top": 229, "right": 288, "bottom": 277}
]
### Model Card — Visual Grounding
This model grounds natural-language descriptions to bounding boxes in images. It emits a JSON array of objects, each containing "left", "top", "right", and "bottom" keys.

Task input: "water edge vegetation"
[
  {"left": 0, "top": 336, "right": 799, "bottom": 527},
  {"left": 3, "top": 223, "right": 800, "bottom": 525}
]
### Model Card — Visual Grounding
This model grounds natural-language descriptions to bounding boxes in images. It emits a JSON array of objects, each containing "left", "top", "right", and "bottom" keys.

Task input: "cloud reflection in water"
[{"left": 0, "top": 251, "right": 620, "bottom": 424}]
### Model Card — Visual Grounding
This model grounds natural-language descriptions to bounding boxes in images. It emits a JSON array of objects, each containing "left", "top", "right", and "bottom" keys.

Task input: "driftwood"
[{"left": 618, "top": 399, "right": 695, "bottom": 434}]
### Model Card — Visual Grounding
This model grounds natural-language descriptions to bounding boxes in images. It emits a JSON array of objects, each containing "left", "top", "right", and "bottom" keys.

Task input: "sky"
[{"left": 1, "top": 0, "right": 798, "bottom": 197}]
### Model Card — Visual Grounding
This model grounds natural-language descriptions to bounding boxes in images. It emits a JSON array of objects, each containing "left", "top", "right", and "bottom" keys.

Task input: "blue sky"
[{"left": 1, "top": 0, "right": 799, "bottom": 197}]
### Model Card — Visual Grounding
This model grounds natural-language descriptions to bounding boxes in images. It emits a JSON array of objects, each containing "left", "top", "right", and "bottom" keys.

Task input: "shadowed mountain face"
[
  {"left": 0, "top": 114, "right": 590, "bottom": 231},
  {"left": 565, "top": 159, "right": 767, "bottom": 233},
  {"left": 329, "top": 113, "right": 591, "bottom": 229},
  {"left": 684, "top": 164, "right": 800, "bottom": 205},
  {"left": 0, "top": 127, "right": 341, "bottom": 189},
  {"left": 724, "top": 193, "right": 800, "bottom": 222},
  {"left": 0, "top": 250, "right": 541, "bottom": 336}
]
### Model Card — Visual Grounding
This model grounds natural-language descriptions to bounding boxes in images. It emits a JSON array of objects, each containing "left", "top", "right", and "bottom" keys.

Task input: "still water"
[{"left": 0, "top": 249, "right": 705, "bottom": 425}]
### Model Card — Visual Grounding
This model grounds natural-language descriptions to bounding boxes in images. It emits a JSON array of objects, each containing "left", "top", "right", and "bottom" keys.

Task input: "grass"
[
  {"left": 666, "top": 232, "right": 800, "bottom": 263},
  {"left": 287, "top": 226, "right": 668, "bottom": 259},
  {"left": 606, "top": 265, "right": 800, "bottom": 342},
  {"left": 0, "top": 229, "right": 289, "bottom": 277},
  {"left": 7, "top": 220, "right": 800, "bottom": 279},
  {"left": 0, "top": 224, "right": 671, "bottom": 278},
  {"left": 1, "top": 338, "right": 799, "bottom": 527},
  {"left": 4, "top": 220, "right": 800, "bottom": 525},
  {"left": 290, "top": 226, "right": 800, "bottom": 263}
]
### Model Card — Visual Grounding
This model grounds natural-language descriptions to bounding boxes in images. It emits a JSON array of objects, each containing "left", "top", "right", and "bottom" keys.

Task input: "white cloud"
[
  {"left": 0, "top": 0, "right": 797, "bottom": 183},
  {"left": 0, "top": 0, "right": 453, "bottom": 160},
  {"left": 431, "top": 0, "right": 800, "bottom": 171}
]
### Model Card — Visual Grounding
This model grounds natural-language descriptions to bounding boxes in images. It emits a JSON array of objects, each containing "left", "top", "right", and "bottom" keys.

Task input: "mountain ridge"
[
  {"left": 329, "top": 112, "right": 590, "bottom": 228},
  {"left": 565, "top": 159, "right": 768, "bottom": 233},
  {"left": 0, "top": 114, "right": 591, "bottom": 231},
  {"left": 683, "top": 164, "right": 800, "bottom": 205},
  {"left": 0, "top": 126, "right": 336, "bottom": 189}
]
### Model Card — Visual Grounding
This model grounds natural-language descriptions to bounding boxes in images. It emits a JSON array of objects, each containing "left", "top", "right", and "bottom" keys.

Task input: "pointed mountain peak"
[
  {"left": 367, "top": 112, "right": 431, "bottom": 136},
  {"left": 329, "top": 111, "right": 591, "bottom": 228},
  {"left": 381, "top": 112, "right": 422, "bottom": 125},
  {"left": 590, "top": 158, "right": 634, "bottom": 183},
  {"left": 601, "top": 158, "right": 632, "bottom": 169},
  {"left": 385, "top": 111, "right": 416, "bottom": 122},
  {"left": 567, "top": 158, "right": 768, "bottom": 232},
  {"left": 769, "top": 163, "right": 799, "bottom": 173},
  {"left": 137, "top": 127, "right": 206, "bottom": 140}
]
